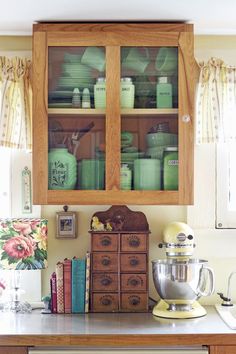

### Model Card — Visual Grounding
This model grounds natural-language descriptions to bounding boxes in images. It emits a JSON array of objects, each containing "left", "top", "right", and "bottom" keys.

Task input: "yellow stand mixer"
[{"left": 152, "top": 222, "right": 215, "bottom": 319}]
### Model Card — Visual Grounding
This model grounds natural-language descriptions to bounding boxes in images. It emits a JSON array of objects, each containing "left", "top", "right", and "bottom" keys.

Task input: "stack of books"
[{"left": 50, "top": 252, "right": 90, "bottom": 313}]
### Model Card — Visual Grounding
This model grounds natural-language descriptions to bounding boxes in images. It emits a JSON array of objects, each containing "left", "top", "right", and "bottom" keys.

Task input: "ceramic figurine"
[
  {"left": 105, "top": 221, "right": 113, "bottom": 231},
  {"left": 91, "top": 216, "right": 105, "bottom": 231},
  {"left": 41, "top": 295, "right": 51, "bottom": 314}
]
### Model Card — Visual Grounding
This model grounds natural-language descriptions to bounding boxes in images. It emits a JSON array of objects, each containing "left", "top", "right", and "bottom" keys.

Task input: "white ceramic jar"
[
  {"left": 120, "top": 77, "right": 135, "bottom": 108},
  {"left": 94, "top": 77, "right": 106, "bottom": 108}
]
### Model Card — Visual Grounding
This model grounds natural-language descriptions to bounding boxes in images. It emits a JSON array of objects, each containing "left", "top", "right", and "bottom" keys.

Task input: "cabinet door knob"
[
  {"left": 101, "top": 298, "right": 111, "bottom": 306},
  {"left": 129, "top": 239, "right": 140, "bottom": 247},
  {"left": 182, "top": 114, "right": 191, "bottom": 123},
  {"left": 130, "top": 297, "right": 140, "bottom": 306},
  {"left": 130, "top": 258, "right": 139, "bottom": 266},
  {"left": 101, "top": 278, "right": 111, "bottom": 286},
  {"left": 101, "top": 238, "right": 111, "bottom": 246},
  {"left": 129, "top": 278, "right": 139, "bottom": 286},
  {"left": 102, "top": 258, "right": 110, "bottom": 266}
]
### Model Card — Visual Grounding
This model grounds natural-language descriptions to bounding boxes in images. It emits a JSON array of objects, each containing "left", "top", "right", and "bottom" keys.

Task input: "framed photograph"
[{"left": 56, "top": 210, "right": 77, "bottom": 239}]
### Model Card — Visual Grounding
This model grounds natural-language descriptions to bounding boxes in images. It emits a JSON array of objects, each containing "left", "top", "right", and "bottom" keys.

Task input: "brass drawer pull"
[
  {"left": 129, "top": 278, "right": 139, "bottom": 286},
  {"left": 129, "top": 238, "right": 140, "bottom": 247},
  {"left": 101, "top": 298, "right": 111, "bottom": 306},
  {"left": 130, "top": 297, "right": 140, "bottom": 306},
  {"left": 130, "top": 258, "right": 139, "bottom": 266},
  {"left": 101, "top": 278, "right": 111, "bottom": 286},
  {"left": 101, "top": 238, "right": 111, "bottom": 246},
  {"left": 102, "top": 258, "right": 111, "bottom": 266}
]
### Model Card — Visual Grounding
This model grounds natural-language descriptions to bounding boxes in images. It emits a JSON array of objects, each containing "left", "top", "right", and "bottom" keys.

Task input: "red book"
[
  {"left": 50, "top": 272, "right": 57, "bottom": 313},
  {"left": 63, "top": 258, "right": 72, "bottom": 314},
  {"left": 55, "top": 261, "right": 64, "bottom": 313}
]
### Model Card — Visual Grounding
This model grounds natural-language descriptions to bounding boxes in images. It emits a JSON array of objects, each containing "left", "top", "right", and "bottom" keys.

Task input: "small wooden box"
[{"left": 89, "top": 205, "right": 150, "bottom": 313}]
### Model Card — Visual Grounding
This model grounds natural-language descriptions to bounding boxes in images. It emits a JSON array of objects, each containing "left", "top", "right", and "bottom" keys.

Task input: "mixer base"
[{"left": 152, "top": 299, "right": 207, "bottom": 319}]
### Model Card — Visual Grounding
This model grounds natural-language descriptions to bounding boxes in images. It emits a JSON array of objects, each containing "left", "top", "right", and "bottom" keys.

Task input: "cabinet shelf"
[
  {"left": 48, "top": 108, "right": 105, "bottom": 115},
  {"left": 48, "top": 108, "right": 178, "bottom": 116}
]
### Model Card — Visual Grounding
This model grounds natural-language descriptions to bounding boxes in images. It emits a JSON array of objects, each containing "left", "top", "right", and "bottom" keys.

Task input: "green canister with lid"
[
  {"left": 120, "top": 77, "right": 135, "bottom": 108},
  {"left": 156, "top": 76, "right": 173, "bottom": 108},
  {"left": 163, "top": 147, "right": 178, "bottom": 190},
  {"left": 94, "top": 77, "right": 106, "bottom": 108},
  {"left": 120, "top": 163, "right": 132, "bottom": 190}
]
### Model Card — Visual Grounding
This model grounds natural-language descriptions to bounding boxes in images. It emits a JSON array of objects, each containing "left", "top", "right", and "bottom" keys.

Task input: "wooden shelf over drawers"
[{"left": 89, "top": 205, "right": 150, "bottom": 313}]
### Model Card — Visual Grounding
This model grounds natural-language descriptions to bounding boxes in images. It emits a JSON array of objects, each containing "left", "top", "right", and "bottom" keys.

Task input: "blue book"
[{"left": 72, "top": 257, "right": 86, "bottom": 313}]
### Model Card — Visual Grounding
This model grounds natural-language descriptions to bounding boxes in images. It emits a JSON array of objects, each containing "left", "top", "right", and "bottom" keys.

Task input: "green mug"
[
  {"left": 155, "top": 47, "right": 178, "bottom": 73},
  {"left": 80, "top": 159, "right": 105, "bottom": 190},
  {"left": 122, "top": 47, "right": 150, "bottom": 73},
  {"left": 81, "top": 47, "right": 105, "bottom": 72}
]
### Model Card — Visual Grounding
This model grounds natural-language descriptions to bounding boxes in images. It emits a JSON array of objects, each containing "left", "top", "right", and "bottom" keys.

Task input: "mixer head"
[{"left": 159, "top": 221, "right": 195, "bottom": 258}]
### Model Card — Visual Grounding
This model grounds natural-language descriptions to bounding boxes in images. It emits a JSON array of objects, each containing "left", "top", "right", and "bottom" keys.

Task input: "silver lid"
[
  {"left": 121, "top": 77, "right": 132, "bottom": 83},
  {"left": 121, "top": 163, "right": 129, "bottom": 168},
  {"left": 164, "top": 146, "right": 178, "bottom": 152},
  {"left": 97, "top": 77, "right": 106, "bottom": 82},
  {"left": 158, "top": 76, "right": 169, "bottom": 84}
]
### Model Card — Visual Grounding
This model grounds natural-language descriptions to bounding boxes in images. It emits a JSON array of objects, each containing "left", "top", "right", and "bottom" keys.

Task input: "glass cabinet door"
[
  {"left": 48, "top": 46, "right": 106, "bottom": 191},
  {"left": 120, "top": 46, "right": 178, "bottom": 191}
]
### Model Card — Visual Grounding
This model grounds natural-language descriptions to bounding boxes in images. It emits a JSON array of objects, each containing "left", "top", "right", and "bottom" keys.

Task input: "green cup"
[
  {"left": 80, "top": 159, "right": 105, "bottom": 190},
  {"left": 134, "top": 158, "right": 161, "bottom": 190},
  {"left": 122, "top": 47, "right": 150, "bottom": 73},
  {"left": 81, "top": 47, "right": 105, "bottom": 72},
  {"left": 155, "top": 47, "right": 178, "bottom": 73}
]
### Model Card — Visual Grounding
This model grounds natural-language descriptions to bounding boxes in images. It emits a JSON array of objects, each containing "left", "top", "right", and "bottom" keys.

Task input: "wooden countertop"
[{"left": 0, "top": 306, "right": 236, "bottom": 347}]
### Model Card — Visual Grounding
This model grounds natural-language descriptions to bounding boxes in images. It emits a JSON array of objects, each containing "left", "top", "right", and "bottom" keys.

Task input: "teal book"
[{"left": 72, "top": 257, "right": 86, "bottom": 313}]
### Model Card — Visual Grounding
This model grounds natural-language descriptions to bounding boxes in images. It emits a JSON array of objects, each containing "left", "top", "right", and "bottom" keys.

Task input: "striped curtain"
[
  {"left": 196, "top": 58, "right": 236, "bottom": 143},
  {"left": 0, "top": 57, "right": 32, "bottom": 150}
]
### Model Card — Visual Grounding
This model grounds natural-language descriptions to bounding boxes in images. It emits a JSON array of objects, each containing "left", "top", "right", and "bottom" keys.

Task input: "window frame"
[
  {"left": 216, "top": 143, "right": 236, "bottom": 229},
  {"left": 0, "top": 147, "right": 42, "bottom": 303}
]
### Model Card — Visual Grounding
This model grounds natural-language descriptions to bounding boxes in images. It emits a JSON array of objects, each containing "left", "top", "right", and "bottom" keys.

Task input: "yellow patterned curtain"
[
  {"left": 0, "top": 57, "right": 32, "bottom": 150},
  {"left": 196, "top": 58, "right": 236, "bottom": 143}
]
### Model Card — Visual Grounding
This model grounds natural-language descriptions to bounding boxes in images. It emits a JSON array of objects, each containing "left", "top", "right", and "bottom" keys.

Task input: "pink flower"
[
  {"left": 3, "top": 235, "right": 36, "bottom": 260},
  {"left": 13, "top": 222, "right": 32, "bottom": 236},
  {"left": 30, "top": 220, "right": 42, "bottom": 231}
]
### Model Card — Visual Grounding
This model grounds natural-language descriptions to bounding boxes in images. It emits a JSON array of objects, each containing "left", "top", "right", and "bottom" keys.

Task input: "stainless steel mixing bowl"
[{"left": 152, "top": 258, "right": 214, "bottom": 311}]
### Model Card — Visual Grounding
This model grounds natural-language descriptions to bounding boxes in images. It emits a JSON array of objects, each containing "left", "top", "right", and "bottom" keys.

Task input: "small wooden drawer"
[
  {"left": 92, "top": 273, "right": 118, "bottom": 292},
  {"left": 121, "top": 293, "right": 148, "bottom": 312},
  {"left": 120, "top": 254, "right": 147, "bottom": 272},
  {"left": 121, "top": 274, "right": 147, "bottom": 291},
  {"left": 92, "top": 253, "right": 118, "bottom": 272},
  {"left": 92, "top": 293, "right": 118, "bottom": 312},
  {"left": 121, "top": 233, "right": 147, "bottom": 252},
  {"left": 92, "top": 233, "right": 118, "bottom": 252}
]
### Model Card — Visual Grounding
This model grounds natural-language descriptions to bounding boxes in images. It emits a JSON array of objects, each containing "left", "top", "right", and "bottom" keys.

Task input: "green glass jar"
[
  {"left": 94, "top": 77, "right": 106, "bottom": 108},
  {"left": 120, "top": 77, "right": 135, "bottom": 108},
  {"left": 156, "top": 76, "right": 173, "bottom": 108},
  {"left": 163, "top": 147, "right": 178, "bottom": 190},
  {"left": 120, "top": 164, "right": 132, "bottom": 190},
  {"left": 48, "top": 147, "right": 77, "bottom": 190}
]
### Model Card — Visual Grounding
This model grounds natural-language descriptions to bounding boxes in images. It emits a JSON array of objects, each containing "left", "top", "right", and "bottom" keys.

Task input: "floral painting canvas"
[{"left": 0, "top": 219, "right": 48, "bottom": 270}]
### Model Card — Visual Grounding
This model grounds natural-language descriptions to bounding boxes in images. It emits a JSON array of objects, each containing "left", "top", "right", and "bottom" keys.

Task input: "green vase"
[{"left": 48, "top": 148, "right": 77, "bottom": 190}]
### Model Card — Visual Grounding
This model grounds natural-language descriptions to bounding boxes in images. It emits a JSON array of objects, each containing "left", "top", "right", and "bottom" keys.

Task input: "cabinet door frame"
[{"left": 33, "top": 23, "right": 194, "bottom": 205}]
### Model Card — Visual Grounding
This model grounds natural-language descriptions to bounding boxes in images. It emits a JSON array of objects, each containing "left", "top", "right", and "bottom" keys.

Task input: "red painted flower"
[{"left": 3, "top": 235, "right": 36, "bottom": 260}]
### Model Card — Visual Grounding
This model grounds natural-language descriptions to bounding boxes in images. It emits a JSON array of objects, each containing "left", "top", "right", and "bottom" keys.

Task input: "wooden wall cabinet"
[
  {"left": 33, "top": 23, "right": 195, "bottom": 205},
  {"left": 0, "top": 348, "right": 27, "bottom": 354}
]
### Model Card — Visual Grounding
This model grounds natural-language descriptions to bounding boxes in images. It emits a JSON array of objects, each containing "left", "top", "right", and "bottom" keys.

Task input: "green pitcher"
[{"left": 48, "top": 147, "right": 77, "bottom": 190}]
